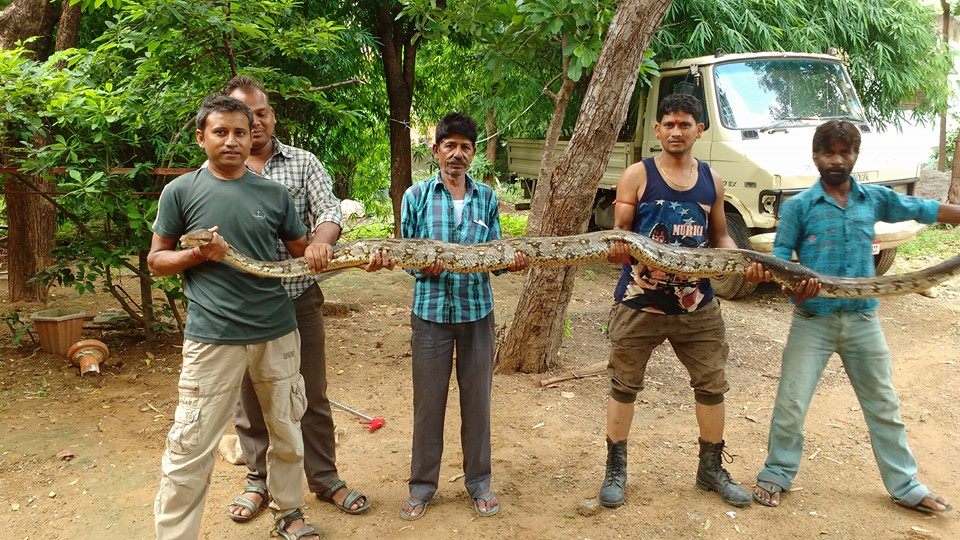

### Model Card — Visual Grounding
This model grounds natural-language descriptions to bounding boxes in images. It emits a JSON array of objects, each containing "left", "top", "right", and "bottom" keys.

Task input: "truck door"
[{"left": 641, "top": 73, "right": 712, "bottom": 163}]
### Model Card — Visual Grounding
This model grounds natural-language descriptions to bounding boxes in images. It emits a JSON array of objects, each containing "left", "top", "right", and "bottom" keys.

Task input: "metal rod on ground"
[{"left": 329, "top": 399, "right": 386, "bottom": 431}]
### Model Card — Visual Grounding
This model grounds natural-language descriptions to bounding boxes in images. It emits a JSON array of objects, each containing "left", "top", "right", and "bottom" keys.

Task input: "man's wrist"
[{"left": 190, "top": 246, "right": 207, "bottom": 262}]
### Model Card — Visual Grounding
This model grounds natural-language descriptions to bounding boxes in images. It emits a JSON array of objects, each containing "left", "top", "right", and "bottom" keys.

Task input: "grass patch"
[
  {"left": 897, "top": 224, "right": 960, "bottom": 259},
  {"left": 500, "top": 213, "right": 528, "bottom": 237}
]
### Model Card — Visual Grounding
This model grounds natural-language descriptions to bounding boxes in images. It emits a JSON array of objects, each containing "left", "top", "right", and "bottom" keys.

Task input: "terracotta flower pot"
[{"left": 66, "top": 339, "right": 110, "bottom": 376}]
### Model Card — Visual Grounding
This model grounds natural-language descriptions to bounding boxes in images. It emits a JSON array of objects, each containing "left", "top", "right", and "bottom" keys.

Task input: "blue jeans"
[{"left": 757, "top": 309, "right": 929, "bottom": 506}]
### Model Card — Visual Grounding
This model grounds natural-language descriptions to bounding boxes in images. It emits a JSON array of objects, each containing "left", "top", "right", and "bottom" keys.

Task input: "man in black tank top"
[{"left": 597, "top": 94, "right": 752, "bottom": 509}]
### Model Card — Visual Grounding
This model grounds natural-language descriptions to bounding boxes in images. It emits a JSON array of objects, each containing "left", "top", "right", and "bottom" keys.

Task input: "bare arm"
[
  {"left": 147, "top": 229, "right": 228, "bottom": 276},
  {"left": 607, "top": 163, "right": 644, "bottom": 264},
  {"left": 937, "top": 202, "right": 960, "bottom": 224}
]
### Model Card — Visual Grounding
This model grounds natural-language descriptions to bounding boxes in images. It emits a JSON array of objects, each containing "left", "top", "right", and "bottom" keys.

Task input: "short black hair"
[
  {"left": 223, "top": 75, "right": 269, "bottom": 101},
  {"left": 195, "top": 94, "right": 254, "bottom": 131},
  {"left": 656, "top": 93, "right": 703, "bottom": 123},
  {"left": 812, "top": 120, "right": 861, "bottom": 154},
  {"left": 435, "top": 112, "right": 477, "bottom": 145}
]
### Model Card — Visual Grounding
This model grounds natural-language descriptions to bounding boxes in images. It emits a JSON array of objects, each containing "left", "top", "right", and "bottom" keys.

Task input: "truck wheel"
[
  {"left": 711, "top": 213, "right": 758, "bottom": 300},
  {"left": 874, "top": 247, "right": 896, "bottom": 276},
  {"left": 589, "top": 192, "right": 616, "bottom": 231}
]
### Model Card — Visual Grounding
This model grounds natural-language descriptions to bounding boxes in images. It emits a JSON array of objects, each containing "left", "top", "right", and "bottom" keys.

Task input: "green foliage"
[
  {"left": 3, "top": 311, "right": 35, "bottom": 346},
  {"left": 898, "top": 224, "right": 960, "bottom": 259},
  {"left": 343, "top": 220, "right": 394, "bottom": 240},
  {"left": 0, "top": 0, "right": 364, "bottom": 328},
  {"left": 468, "top": 152, "right": 494, "bottom": 182},
  {"left": 499, "top": 213, "right": 528, "bottom": 237},
  {"left": 497, "top": 181, "right": 528, "bottom": 204}
]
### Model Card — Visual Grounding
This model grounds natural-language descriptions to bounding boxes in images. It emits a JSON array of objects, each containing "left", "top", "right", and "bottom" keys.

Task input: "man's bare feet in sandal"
[
  {"left": 331, "top": 487, "right": 365, "bottom": 512},
  {"left": 752, "top": 480, "right": 783, "bottom": 508},
  {"left": 229, "top": 491, "right": 264, "bottom": 519},
  {"left": 911, "top": 495, "right": 953, "bottom": 514},
  {"left": 283, "top": 517, "right": 320, "bottom": 540}
]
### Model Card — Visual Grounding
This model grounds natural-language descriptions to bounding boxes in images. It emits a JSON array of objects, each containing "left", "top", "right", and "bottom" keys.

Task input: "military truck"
[{"left": 507, "top": 51, "right": 924, "bottom": 298}]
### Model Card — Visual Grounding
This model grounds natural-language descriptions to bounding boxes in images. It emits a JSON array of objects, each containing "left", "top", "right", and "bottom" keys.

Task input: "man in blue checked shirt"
[
  {"left": 367, "top": 112, "right": 527, "bottom": 520},
  {"left": 747, "top": 120, "right": 960, "bottom": 514}
]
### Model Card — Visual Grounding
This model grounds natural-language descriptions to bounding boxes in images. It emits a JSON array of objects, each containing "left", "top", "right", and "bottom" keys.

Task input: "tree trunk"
[
  {"left": 0, "top": 0, "right": 57, "bottom": 56},
  {"left": 1, "top": 1, "right": 59, "bottom": 302},
  {"left": 484, "top": 107, "right": 498, "bottom": 185},
  {"left": 939, "top": 0, "right": 950, "bottom": 172},
  {"left": 527, "top": 68, "right": 575, "bottom": 235},
  {"left": 948, "top": 127, "right": 960, "bottom": 204},
  {"left": 372, "top": 4, "right": 417, "bottom": 237},
  {"left": 2, "top": 172, "right": 56, "bottom": 302},
  {"left": 53, "top": 0, "right": 82, "bottom": 69},
  {"left": 138, "top": 251, "right": 155, "bottom": 341},
  {"left": 497, "top": 0, "right": 672, "bottom": 373}
]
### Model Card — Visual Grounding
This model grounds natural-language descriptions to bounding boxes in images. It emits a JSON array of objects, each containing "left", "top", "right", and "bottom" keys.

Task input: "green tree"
[{"left": 0, "top": 0, "right": 355, "bottom": 335}]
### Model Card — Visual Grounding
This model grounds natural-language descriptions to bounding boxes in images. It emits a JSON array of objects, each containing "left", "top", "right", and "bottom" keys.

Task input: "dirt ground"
[{"left": 1, "top": 176, "right": 959, "bottom": 539}]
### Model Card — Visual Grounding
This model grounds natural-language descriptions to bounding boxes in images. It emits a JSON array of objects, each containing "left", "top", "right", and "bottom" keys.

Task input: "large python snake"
[{"left": 179, "top": 228, "right": 960, "bottom": 298}]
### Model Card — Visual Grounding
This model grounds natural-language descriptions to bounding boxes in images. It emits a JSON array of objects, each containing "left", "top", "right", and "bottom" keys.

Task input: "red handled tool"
[{"left": 329, "top": 399, "right": 386, "bottom": 432}]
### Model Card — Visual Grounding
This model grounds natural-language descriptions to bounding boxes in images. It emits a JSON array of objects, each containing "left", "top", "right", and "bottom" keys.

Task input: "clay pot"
[{"left": 66, "top": 339, "right": 110, "bottom": 376}]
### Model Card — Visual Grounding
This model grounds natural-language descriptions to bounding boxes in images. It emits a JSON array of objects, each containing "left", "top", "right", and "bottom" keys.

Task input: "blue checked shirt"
[
  {"left": 774, "top": 178, "right": 939, "bottom": 316},
  {"left": 260, "top": 138, "right": 343, "bottom": 299},
  {"left": 401, "top": 174, "right": 504, "bottom": 323}
]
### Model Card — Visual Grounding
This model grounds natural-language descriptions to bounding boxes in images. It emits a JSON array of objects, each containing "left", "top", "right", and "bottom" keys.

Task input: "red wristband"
[{"left": 190, "top": 246, "right": 207, "bottom": 262}]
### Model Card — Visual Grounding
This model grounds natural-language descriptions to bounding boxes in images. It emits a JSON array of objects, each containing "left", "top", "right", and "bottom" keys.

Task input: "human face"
[
  {"left": 654, "top": 111, "right": 703, "bottom": 155},
  {"left": 229, "top": 88, "right": 275, "bottom": 153},
  {"left": 195, "top": 111, "right": 252, "bottom": 171},
  {"left": 432, "top": 134, "right": 475, "bottom": 181},
  {"left": 813, "top": 140, "right": 858, "bottom": 187}
]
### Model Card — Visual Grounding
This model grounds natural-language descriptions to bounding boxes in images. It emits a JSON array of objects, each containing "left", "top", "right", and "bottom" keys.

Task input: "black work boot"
[
  {"left": 598, "top": 437, "right": 628, "bottom": 508},
  {"left": 695, "top": 438, "right": 752, "bottom": 507}
]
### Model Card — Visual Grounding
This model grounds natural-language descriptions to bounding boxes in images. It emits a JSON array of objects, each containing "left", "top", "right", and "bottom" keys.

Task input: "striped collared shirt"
[
  {"left": 774, "top": 177, "right": 939, "bottom": 315},
  {"left": 260, "top": 138, "right": 343, "bottom": 299},
  {"left": 401, "top": 174, "right": 503, "bottom": 323}
]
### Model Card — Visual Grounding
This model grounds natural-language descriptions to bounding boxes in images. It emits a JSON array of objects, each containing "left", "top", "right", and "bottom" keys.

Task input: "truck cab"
[{"left": 507, "top": 51, "right": 923, "bottom": 299}]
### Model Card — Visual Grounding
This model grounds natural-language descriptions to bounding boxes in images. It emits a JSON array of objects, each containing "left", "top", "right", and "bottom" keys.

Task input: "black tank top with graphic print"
[{"left": 613, "top": 157, "right": 716, "bottom": 315}]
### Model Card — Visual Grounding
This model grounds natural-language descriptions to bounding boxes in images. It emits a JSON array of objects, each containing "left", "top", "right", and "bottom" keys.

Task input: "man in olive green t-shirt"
[{"left": 148, "top": 95, "right": 329, "bottom": 540}]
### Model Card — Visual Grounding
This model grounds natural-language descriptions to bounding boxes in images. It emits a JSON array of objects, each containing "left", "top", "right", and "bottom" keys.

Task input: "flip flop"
[
  {"left": 897, "top": 494, "right": 953, "bottom": 514},
  {"left": 752, "top": 480, "right": 783, "bottom": 508},
  {"left": 474, "top": 491, "right": 500, "bottom": 517},
  {"left": 399, "top": 496, "right": 429, "bottom": 521}
]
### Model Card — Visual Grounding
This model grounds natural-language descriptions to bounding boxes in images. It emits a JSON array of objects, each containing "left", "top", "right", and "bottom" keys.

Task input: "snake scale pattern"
[{"left": 179, "top": 228, "right": 960, "bottom": 298}]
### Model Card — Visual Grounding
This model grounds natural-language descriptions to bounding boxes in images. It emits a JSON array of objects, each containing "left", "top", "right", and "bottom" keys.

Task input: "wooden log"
[{"left": 539, "top": 360, "right": 608, "bottom": 386}]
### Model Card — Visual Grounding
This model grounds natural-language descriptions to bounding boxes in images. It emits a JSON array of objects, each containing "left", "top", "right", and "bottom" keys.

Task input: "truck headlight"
[{"left": 761, "top": 194, "right": 777, "bottom": 213}]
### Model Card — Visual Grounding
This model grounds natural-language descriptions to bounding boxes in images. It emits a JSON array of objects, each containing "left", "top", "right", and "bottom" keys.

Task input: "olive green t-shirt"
[{"left": 153, "top": 168, "right": 308, "bottom": 344}]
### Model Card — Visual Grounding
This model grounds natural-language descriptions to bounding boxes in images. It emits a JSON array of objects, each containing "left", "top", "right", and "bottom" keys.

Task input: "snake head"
[{"left": 179, "top": 227, "right": 216, "bottom": 248}]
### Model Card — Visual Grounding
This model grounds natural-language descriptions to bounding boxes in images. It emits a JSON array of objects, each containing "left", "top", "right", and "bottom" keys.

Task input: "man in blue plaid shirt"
[{"left": 368, "top": 112, "right": 527, "bottom": 520}]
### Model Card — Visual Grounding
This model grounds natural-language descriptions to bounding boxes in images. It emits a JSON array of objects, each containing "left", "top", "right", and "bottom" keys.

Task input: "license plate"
[{"left": 872, "top": 243, "right": 880, "bottom": 255}]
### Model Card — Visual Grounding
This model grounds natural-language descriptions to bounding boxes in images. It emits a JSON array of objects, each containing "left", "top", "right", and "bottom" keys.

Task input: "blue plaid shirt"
[
  {"left": 401, "top": 174, "right": 503, "bottom": 323},
  {"left": 774, "top": 178, "right": 939, "bottom": 315}
]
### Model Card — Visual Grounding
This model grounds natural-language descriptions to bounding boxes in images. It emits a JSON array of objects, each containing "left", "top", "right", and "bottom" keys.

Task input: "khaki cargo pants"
[{"left": 154, "top": 330, "right": 306, "bottom": 540}]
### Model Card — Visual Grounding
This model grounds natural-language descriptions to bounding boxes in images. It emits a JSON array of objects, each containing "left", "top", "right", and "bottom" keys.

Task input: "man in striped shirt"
[{"left": 369, "top": 112, "right": 527, "bottom": 520}]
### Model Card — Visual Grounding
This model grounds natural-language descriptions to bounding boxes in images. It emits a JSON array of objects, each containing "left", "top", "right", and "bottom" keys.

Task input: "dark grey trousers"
[
  {"left": 235, "top": 283, "right": 340, "bottom": 495},
  {"left": 408, "top": 312, "right": 495, "bottom": 502}
]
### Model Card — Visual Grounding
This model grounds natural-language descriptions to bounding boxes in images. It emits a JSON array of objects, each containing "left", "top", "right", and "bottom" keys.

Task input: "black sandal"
[
  {"left": 753, "top": 479, "right": 784, "bottom": 507},
  {"left": 317, "top": 479, "right": 371, "bottom": 515}
]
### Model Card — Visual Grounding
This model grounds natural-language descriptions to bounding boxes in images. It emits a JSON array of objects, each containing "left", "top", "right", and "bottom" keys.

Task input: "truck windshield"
[{"left": 713, "top": 59, "right": 864, "bottom": 130}]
